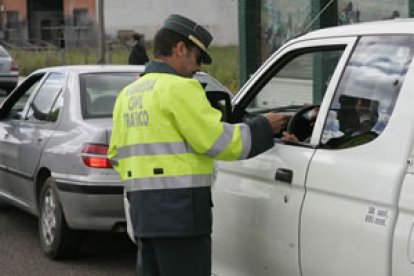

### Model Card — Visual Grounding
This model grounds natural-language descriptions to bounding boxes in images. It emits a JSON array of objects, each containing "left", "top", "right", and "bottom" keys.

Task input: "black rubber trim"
[
  {"left": 0, "top": 166, "right": 32, "bottom": 181},
  {"left": 56, "top": 181, "right": 123, "bottom": 195}
]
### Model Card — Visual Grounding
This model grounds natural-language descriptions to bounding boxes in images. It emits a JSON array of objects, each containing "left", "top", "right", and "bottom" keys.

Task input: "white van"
[{"left": 212, "top": 19, "right": 414, "bottom": 276}]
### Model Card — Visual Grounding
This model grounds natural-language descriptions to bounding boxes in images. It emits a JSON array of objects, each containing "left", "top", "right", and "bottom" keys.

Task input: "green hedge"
[{"left": 10, "top": 45, "right": 240, "bottom": 93}]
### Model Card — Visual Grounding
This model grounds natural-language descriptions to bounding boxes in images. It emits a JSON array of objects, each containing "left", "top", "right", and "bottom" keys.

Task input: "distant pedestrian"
[{"left": 128, "top": 32, "right": 149, "bottom": 65}]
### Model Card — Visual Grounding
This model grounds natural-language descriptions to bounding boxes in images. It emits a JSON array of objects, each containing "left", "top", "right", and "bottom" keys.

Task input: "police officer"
[{"left": 109, "top": 14, "right": 288, "bottom": 276}]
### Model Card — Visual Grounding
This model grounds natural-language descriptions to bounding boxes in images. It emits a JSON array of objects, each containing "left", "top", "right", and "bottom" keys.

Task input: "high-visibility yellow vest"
[{"left": 108, "top": 72, "right": 251, "bottom": 192}]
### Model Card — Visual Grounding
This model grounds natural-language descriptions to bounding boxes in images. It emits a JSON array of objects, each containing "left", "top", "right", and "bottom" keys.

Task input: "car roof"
[
  {"left": 296, "top": 19, "right": 414, "bottom": 42},
  {"left": 28, "top": 65, "right": 230, "bottom": 95},
  {"left": 31, "top": 64, "right": 145, "bottom": 75},
  {"left": 30, "top": 65, "right": 215, "bottom": 80}
]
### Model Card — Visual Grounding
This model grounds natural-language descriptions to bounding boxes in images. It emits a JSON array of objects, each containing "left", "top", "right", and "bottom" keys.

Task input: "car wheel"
[{"left": 38, "top": 177, "right": 83, "bottom": 259}]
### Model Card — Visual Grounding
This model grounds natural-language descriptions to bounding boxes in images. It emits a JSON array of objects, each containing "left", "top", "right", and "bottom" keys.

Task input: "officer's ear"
[{"left": 174, "top": 41, "right": 187, "bottom": 57}]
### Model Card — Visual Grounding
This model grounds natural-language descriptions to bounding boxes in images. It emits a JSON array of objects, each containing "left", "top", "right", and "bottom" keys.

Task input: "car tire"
[{"left": 38, "top": 177, "right": 83, "bottom": 259}]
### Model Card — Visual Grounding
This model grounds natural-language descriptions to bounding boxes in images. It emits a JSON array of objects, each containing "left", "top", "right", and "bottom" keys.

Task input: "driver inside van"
[
  {"left": 324, "top": 95, "right": 379, "bottom": 149},
  {"left": 282, "top": 95, "right": 379, "bottom": 149}
]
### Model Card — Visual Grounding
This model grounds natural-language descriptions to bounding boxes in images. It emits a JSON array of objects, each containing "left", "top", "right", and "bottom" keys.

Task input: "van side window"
[
  {"left": 245, "top": 48, "right": 344, "bottom": 143},
  {"left": 321, "top": 36, "right": 414, "bottom": 149}
]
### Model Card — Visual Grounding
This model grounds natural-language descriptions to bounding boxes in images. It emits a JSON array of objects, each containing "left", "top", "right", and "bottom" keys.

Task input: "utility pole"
[{"left": 97, "top": 0, "right": 105, "bottom": 64}]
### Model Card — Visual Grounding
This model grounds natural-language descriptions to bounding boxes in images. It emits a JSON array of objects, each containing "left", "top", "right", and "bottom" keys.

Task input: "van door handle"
[{"left": 275, "top": 168, "right": 293, "bottom": 184}]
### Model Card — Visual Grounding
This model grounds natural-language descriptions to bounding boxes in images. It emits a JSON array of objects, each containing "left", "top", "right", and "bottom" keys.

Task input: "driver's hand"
[
  {"left": 281, "top": 131, "right": 299, "bottom": 142},
  {"left": 264, "top": 112, "right": 289, "bottom": 134}
]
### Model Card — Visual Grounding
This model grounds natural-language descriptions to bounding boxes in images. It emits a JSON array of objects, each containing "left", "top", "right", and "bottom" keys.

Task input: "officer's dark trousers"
[{"left": 137, "top": 235, "right": 211, "bottom": 276}]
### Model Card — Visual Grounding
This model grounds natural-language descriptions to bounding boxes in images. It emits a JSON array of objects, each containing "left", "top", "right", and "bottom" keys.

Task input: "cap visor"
[{"left": 201, "top": 51, "right": 212, "bottom": 64}]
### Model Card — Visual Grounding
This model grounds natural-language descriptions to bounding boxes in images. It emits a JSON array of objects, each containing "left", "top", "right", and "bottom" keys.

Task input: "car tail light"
[
  {"left": 11, "top": 60, "right": 18, "bottom": 72},
  {"left": 81, "top": 144, "right": 112, "bottom": 168}
]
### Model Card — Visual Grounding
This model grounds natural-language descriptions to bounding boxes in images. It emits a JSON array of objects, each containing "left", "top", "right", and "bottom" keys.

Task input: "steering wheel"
[{"left": 286, "top": 105, "right": 319, "bottom": 142}]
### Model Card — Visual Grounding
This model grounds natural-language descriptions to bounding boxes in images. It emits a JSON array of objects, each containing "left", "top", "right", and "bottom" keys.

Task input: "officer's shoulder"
[
  {"left": 169, "top": 75, "right": 203, "bottom": 89},
  {"left": 149, "top": 73, "right": 203, "bottom": 93}
]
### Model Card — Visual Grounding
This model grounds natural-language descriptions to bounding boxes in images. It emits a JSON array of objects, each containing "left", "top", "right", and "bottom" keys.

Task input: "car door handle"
[
  {"left": 275, "top": 168, "right": 293, "bottom": 184},
  {"left": 4, "top": 133, "right": 9, "bottom": 139}
]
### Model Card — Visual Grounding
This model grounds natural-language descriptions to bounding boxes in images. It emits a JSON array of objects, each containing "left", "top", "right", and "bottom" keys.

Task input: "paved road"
[{"left": 0, "top": 206, "right": 136, "bottom": 275}]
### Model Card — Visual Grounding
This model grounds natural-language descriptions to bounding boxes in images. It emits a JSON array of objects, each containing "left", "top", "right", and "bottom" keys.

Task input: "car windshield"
[{"left": 80, "top": 72, "right": 138, "bottom": 118}]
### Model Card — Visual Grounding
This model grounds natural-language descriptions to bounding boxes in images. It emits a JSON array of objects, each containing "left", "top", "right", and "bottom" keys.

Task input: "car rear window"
[{"left": 80, "top": 72, "right": 139, "bottom": 118}]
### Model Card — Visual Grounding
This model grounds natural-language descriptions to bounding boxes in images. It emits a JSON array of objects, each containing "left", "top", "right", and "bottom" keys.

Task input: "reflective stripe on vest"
[
  {"left": 239, "top": 123, "right": 251, "bottom": 159},
  {"left": 206, "top": 123, "right": 251, "bottom": 160},
  {"left": 117, "top": 141, "right": 192, "bottom": 159},
  {"left": 124, "top": 173, "right": 214, "bottom": 192},
  {"left": 117, "top": 123, "right": 251, "bottom": 160}
]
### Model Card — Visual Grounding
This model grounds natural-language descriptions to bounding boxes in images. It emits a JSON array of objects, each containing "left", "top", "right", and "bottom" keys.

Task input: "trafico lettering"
[{"left": 124, "top": 110, "right": 149, "bottom": 127}]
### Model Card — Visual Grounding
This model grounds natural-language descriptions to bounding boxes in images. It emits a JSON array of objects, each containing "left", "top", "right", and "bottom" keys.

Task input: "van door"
[
  {"left": 394, "top": 165, "right": 414, "bottom": 276},
  {"left": 212, "top": 37, "right": 356, "bottom": 276},
  {"left": 301, "top": 35, "right": 414, "bottom": 276}
]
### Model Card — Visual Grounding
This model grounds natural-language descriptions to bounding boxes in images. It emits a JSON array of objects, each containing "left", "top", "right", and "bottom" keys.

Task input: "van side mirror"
[{"left": 206, "top": 91, "right": 232, "bottom": 122}]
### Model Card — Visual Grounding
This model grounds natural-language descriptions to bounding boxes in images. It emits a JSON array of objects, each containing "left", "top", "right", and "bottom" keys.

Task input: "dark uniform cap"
[{"left": 163, "top": 14, "right": 213, "bottom": 64}]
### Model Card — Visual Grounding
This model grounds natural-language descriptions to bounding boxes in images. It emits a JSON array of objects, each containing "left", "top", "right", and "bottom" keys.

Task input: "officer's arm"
[
  {"left": 166, "top": 80, "right": 274, "bottom": 160},
  {"left": 243, "top": 115, "right": 274, "bottom": 158}
]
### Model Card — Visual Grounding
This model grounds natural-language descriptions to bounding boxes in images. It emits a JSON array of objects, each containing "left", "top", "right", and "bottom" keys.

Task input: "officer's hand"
[{"left": 264, "top": 112, "right": 290, "bottom": 134}]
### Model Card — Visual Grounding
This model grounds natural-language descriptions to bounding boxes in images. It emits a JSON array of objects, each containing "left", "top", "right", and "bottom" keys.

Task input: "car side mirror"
[{"left": 206, "top": 91, "right": 232, "bottom": 122}]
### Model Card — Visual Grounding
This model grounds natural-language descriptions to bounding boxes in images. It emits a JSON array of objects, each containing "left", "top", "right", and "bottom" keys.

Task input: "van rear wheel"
[{"left": 38, "top": 177, "right": 83, "bottom": 259}]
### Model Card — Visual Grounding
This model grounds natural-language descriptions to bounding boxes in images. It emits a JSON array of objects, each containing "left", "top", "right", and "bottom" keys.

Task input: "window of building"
[
  {"left": 73, "top": 9, "right": 89, "bottom": 26},
  {"left": 6, "top": 11, "right": 19, "bottom": 29}
]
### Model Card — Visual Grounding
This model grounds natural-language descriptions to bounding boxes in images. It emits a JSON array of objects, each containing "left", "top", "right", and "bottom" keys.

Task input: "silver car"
[
  {"left": 0, "top": 44, "right": 19, "bottom": 94},
  {"left": 0, "top": 65, "right": 231, "bottom": 259}
]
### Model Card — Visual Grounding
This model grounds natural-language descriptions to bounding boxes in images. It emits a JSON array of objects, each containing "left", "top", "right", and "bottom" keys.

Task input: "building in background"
[
  {"left": 0, "top": 0, "right": 96, "bottom": 48},
  {"left": 0, "top": 0, "right": 237, "bottom": 49},
  {"left": 2, "top": 0, "right": 409, "bottom": 85},
  {"left": 104, "top": 0, "right": 238, "bottom": 46}
]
